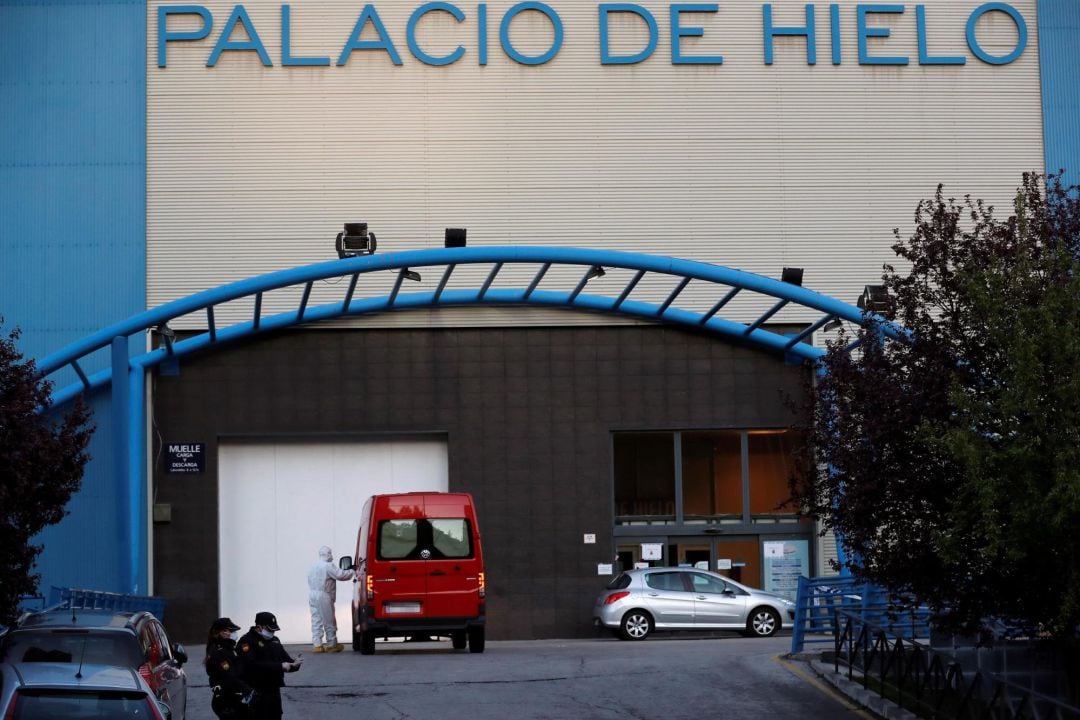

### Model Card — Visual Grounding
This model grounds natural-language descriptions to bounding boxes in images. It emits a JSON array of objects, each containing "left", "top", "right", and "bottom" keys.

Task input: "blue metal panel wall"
[
  {"left": 1038, "top": 0, "right": 1080, "bottom": 186},
  {"left": 0, "top": 0, "right": 146, "bottom": 595},
  {"left": 35, "top": 391, "right": 127, "bottom": 592}
]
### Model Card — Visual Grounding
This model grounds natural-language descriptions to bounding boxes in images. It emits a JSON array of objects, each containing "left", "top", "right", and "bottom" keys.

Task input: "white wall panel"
[
  {"left": 219, "top": 438, "right": 448, "bottom": 644},
  {"left": 148, "top": 0, "right": 1043, "bottom": 337}
]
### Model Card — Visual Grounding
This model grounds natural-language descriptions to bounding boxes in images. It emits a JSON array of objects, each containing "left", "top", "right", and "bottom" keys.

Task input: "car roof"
[
  {"left": 16, "top": 609, "right": 146, "bottom": 631},
  {"left": 622, "top": 567, "right": 754, "bottom": 588},
  {"left": 6, "top": 662, "right": 144, "bottom": 692}
]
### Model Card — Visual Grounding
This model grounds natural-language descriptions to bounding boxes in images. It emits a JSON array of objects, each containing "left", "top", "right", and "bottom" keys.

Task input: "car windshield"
[
  {"left": 1, "top": 630, "right": 142, "bottom": 667},
  {"left": 9, "top": 690, "right": 153, "bottom": 719}
]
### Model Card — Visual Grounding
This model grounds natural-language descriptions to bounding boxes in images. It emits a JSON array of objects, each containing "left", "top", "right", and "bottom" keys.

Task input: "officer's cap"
[
  {"left": 211, "top": 617, "right": 241, "bottom": 633},
  {"left": 254, "top": 611, "right": 281, "bottom": 631}
]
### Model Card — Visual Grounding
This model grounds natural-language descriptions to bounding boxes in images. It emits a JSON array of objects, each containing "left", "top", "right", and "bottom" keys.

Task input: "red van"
[{"left": 342, "top": 492, "right": 486, "bottom": 654}]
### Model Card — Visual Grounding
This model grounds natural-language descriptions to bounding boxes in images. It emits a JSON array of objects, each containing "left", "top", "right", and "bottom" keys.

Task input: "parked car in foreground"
[
  {"left": 594, "top": 567, "right": 796, "bottom": 640},
  {"left": 0, "top": 608, "right": 187, "bottom": 718},
  {"left": 0, "top": 661, "right": 171, "bottom": 719}
]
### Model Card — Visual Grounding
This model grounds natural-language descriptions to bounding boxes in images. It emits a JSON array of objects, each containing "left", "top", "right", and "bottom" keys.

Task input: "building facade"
[{"left": 2, "top": 0, "right": 1077, "bottom": 642}]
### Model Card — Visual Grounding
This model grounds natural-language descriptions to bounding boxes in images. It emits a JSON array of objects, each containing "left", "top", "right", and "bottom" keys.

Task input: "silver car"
[
  {"left": 594, "top": 568, "right": 796, "bottom": 640},
  {"left": 1, "top": 608, "right": 187, "bottom": 718},
  {"left": 0, "top": 661, "right": 172, "bottom": 718}
]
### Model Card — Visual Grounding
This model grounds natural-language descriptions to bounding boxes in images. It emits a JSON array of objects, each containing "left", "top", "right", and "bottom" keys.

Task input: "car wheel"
[
  {"left": 620, "top": 611, "right": 652, "bottom": 641},
  {"left": 468, "top": 627, "right": 485, "bottom": 653},
  {"left": 451, "top": 631, "right": 466, "bottom": 650},
  {"left": 360, "top": 629, "right": 376, "bottom": 655},
  {"left": 747, "top": 607, "right": 780, "bottom": 638}
]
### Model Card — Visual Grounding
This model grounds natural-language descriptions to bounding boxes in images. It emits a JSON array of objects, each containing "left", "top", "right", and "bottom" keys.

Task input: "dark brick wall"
[{"left": 151, "top": 325, "right": 806, "bottom": 642}]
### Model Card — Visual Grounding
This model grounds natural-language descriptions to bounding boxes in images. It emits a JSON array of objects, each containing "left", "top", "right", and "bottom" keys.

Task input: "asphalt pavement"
[{"left": 182, "top": 634, "right": 868, "bottom": 720}]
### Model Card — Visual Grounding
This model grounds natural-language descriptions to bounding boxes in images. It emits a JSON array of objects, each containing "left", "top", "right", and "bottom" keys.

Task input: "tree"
[
  {"left": 794, "top": 173, "right": 1080, "bottom": 636},
  {"left": 0, "top": 323, "right": 94, "bottom": 624}
]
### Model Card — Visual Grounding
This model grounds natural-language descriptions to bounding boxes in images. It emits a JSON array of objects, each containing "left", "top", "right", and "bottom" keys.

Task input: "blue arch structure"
[{"left": 38, "top": 246, "right": 905, "bottom": 593}]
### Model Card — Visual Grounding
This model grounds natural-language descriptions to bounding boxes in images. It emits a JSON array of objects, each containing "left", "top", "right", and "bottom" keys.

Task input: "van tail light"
[
  {"left": 477, "top": 572, "right": 486, "bottom": 599},
  {"left": 366, "top": 575, "right": 374, "bottom": 601},
  {"left": 604, "top": 591, "right": 630, "bottom": 605},
  {"left": 138, "top": 662, "right": 159, "bottom": 693},
  {"left": 4, "top": 690, "right": 19, "bottom": 720},
  {"left": 144, "top": 696, "right": 168, "bottom": 720}
]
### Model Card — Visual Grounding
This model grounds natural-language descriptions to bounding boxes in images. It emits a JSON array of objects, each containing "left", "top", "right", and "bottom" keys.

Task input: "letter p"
[{"left": 159, "top": 5, "right": 213, "bottom": 67}]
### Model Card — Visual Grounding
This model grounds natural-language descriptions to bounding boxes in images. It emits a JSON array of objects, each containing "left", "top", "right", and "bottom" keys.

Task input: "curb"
[{"left": 797, "top": 654, "right": 920, "bottom": 720}]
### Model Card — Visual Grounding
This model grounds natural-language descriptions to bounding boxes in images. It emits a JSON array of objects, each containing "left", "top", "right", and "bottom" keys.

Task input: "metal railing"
[
  {"left": 47, "top": 586, "right": 167, "bottom": 621},
  {"left": 791, "top": 575, "right": 932, "bottom": 653},
  {"left": 832, "top": 609, "right": 1080, "bottom": 720}
]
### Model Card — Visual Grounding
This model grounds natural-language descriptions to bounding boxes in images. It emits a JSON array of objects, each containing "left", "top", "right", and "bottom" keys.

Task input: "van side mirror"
[{"left": 339, "top": 556, "right": 354, "bottom": 571}]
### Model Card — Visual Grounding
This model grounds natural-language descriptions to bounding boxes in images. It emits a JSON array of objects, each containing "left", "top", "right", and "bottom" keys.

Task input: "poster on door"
[{"left": 762, "top": 540, "right": 809, "bottom": 601}]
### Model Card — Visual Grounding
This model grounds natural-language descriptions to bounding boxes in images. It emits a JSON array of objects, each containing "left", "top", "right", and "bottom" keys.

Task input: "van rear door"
[
  {"left": 373, "top": 496, "right": 428, "bottom": 616},
  {"left": 423, "top": 495, "right": 482, "bottom": 619}
]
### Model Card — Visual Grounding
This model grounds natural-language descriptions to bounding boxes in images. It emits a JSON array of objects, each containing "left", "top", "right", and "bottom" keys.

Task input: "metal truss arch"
[{"left": 40, "top": 246, "right": 904, "bottom": 406}]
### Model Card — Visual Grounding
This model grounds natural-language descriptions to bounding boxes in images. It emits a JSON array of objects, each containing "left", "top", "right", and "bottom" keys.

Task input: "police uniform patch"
[{"left": 221, "top": 661, "right": 230, "bottom": 671}]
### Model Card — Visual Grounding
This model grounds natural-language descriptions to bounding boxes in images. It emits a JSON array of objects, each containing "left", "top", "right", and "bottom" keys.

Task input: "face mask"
[
  {"left": 258, "top": 628, "right": 275, "bottom": 640},
  {"left": 230, "top": 632, "right": 239, "bottom": 641}
]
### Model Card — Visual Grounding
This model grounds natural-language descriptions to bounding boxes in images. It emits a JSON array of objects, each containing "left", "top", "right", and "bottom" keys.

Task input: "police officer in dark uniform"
[
  {"left": 204, "top": 617, "right": 254, "bottom": 719},
  {"left": 236, "top": 611, "right": 302, "bottom": 720}
]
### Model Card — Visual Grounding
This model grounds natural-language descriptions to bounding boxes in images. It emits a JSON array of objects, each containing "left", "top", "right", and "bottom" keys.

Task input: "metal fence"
[{"left": 832, "top": 610, "right": 1080, "bottom": 720}]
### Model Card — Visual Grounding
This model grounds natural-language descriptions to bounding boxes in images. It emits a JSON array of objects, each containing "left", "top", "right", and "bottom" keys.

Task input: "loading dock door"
[{"left": 219, "top": 438, "right": 449, "bottom": 644}]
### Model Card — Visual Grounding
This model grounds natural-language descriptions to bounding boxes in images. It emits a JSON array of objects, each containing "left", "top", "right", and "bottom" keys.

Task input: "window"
[
  {"left": 150, "top": 622, "right": 172, "bottom": 662},
  {"left": 2, "top": 631, "right": 142, "bottom": 667},
  {"left": 688, "top": 572, "right": 729, "bottom": 594},
  {"left": 645, "top": 572, "right": 687, "bottom": 592},
  {"left": 682, "top": 431, "right": 742, "bottom": 517},
  {"left": 748, "top": 430, "right": 803, "bottom": 514},
  {"left": 378, "top": 519, "right": 474, "bottom": 560},
  {"left": 430, "top": 519, "right": 472, "bottom": 559},
  {"left": 9, "top": 690, "right": 155, "bottom": 719},
  {"left": 613, "top": 433, "right": 675, "bottom": 521},
  {"left": 613, "top": 428, "right": 805, "bottom": 525},
  {"left": 378, "top": 520, "right": 419, "bottom": 560}
]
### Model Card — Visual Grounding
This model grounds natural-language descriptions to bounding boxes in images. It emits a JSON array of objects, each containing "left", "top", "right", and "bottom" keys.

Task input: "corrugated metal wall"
[
  {"left": 0, "top": 0, "right": 146, "bottom": 595},
  {"left": 1038, "top": 0, "right": 1080, "bottom": 186},
  {"left": 148, "top": 0, "right": 1043, "bottom": 333}
]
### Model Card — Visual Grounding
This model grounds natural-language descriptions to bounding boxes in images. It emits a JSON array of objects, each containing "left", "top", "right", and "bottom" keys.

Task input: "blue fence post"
[{"left": 792, "top": 575, "right": 809, "bottom": 653}]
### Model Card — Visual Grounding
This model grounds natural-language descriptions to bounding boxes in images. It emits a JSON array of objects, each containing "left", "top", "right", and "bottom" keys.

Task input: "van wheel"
[
  {"left": 451, "top": 631, "right": 466, "bottom": 650},
  {"left": 360, "top": 630, "right": 376, "bottom": 655},
  {"left": 620, "top": 611, "right": 652, "bottom": 640},
  {"left": 468, "top": 627, "right": 485, "bottom": 653}
]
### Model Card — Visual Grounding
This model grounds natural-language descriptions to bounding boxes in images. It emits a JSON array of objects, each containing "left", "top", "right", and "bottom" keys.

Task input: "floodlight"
[
  {"left": 781, "top": 267, "right": 804, "bottom": 286},
  {"left": 445, "top": 228, "right": 467, "bottom": 248},
  {"left": 857, "top": 285, "right": 889, "bottom": 313},
  {"left": 336, "top": 222, "right": 377, "bottom": 258}
]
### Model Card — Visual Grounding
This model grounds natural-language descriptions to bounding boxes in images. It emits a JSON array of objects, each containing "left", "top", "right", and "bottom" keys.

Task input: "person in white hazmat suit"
[{"left": 308, "top": 545, "right": 355, "bottom": 653}]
